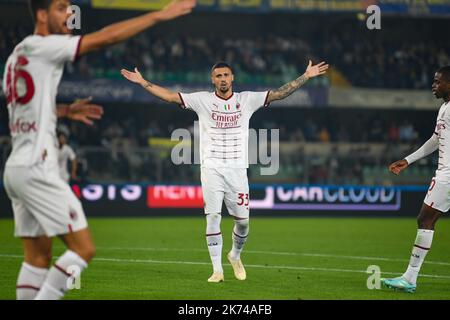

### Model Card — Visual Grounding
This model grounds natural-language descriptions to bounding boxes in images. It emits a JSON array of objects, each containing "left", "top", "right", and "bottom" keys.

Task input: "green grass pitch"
[{"left": 1, "top": 217, "right": 450, "bottom": 300}]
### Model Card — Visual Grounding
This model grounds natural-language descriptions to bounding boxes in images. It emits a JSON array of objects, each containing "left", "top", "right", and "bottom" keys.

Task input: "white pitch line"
[
  {"left": 2, "top": 244, "right": 450, "bottom": 267},
  {"left": 1, "top": 253, "right": 450, "bottom": 280},
  {"left": 89, "top": 246, "right": 450, "bottom": 267}
]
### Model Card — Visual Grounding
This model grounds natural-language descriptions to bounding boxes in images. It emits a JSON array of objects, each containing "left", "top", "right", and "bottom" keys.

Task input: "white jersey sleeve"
[
  {"left": 34, "top": 35, "right": 82, "bottom": 64},
  {"left": 239, "top": 91, "right": 270, "bottom": 115},
  {"left": 404, "top": 134, "right": 439, "bottom": 165},
  {"left": 178, "top": 92, "right": 208, "bottom": 113}
]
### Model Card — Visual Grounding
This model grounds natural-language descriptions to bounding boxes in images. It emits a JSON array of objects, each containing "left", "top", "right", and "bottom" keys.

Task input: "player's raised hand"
[
  {"left": 67, "top": 97, "right": 104, "bottom": 126},
  {"left": 121, "top": 67, "right": 146, "bottom": 85},
  {"left": 158, "top": 0, "right": 196, "bottom": 21},
  {"left": 389, "top": 159, "right": 409, "bottom": 175},
  {"left": 304, "top": 60, "right": 329, "bottom": 79}
]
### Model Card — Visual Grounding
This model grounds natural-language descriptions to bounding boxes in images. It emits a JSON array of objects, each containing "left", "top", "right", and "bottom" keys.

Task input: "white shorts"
[
  {"left": 200, "top": 167, "right": 250, "bottom": 218},
  {"left": 3, "top": 162, "right": 87, "bottom": 238},
  {"left": 424, "top": 178, "right": 450, "bottom": 213}
]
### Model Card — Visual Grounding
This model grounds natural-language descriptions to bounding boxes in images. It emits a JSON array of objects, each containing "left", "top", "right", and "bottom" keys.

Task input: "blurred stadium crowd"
[
  {"left": 1, "top": 17, "right": 449, "bottom": 88},
  {"left": 0, "top": 105, "right": 436, "bottom": 185},
  {"left": 0, "top": 103, "right": 427, "bottom": 147}
]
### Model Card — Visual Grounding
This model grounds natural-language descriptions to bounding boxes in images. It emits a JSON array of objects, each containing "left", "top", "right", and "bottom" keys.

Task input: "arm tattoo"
[
  {"left": 142, "top": 81, "right": 153, "bottom": 89},
  {"left": 270, "top": 74, "right": 308, "bottom": 101}
]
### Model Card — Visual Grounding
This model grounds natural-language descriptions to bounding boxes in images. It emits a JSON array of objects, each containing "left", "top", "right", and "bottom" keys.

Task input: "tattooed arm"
[
  {"left": 121, "top": 67, "right": 182, "bottom": 104},
  {"left": 267, "top": 60, "right": 329, "bottom": 103}
]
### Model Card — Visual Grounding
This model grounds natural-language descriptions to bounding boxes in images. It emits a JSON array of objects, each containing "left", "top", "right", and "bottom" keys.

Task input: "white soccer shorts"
[
  {"left": 3, "top": 162, "right": 87, "bottom": 237},
  {"left": 200, "top": 167, "right": 250, "bottom": 218},
  {"left": 424, "top": 177, "right": 450, "bottom": 213}
]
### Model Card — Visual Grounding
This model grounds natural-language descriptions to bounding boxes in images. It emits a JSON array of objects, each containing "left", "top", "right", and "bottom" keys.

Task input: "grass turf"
[{"left": 1, "top": 217, "right": 450, "bottom": 300}]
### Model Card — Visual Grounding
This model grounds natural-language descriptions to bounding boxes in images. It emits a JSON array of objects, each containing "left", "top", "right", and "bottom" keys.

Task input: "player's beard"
[
  {"left": 434, "top": 89, "right": 444, "bottom": 99},
  {"left": 219, "top": 84, "right": 230, "bottom": 94},
  {"left": 47, "top": 18, "right": 71, "bottom": 35}
]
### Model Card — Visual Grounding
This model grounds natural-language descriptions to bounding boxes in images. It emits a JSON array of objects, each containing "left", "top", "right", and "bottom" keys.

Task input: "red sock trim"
[
  {"left": 414, "top": 244, "right": 430, "bottom": 251},
  {"left": 233, "top": 231, "right": 248, "bottom": 239},
  {"left": 206, "top": 232, "right": 222, "bottom": 237},
  {"left": 54, "top": 264, "right": 71, "bottom": 277}
]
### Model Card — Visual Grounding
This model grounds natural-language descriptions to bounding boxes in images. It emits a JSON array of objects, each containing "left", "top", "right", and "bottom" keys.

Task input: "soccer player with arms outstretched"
[
  {"left": 3, "top": 0, "right": 196, "bottom": 300},
  {"left": 121, "top": 60, "right": 329, "bottom": 282},
  {"left": 383, "top": 66, "right": 450, "bottom": 293}
]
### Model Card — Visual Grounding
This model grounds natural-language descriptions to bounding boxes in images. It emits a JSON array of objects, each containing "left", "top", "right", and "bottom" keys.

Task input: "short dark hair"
[
  {"left": 57, "top": 131, "right": 67, "bottom": 138},
  {"left": 211, "top": 62, "right": 233, "bottom": 74},
  {"left": 437, "top": 66, "right": 450, "bottom": 82},
  {"left": 28, "top": 0, "right": 52, "bottom": 23}
]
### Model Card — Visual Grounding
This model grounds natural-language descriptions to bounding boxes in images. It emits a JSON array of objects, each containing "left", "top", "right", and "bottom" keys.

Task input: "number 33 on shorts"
[{"left": 237, "top": 193, "right": 249, "bottom": 207}]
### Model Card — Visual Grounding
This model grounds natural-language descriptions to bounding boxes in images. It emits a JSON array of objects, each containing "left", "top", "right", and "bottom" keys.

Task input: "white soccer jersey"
[
  {"left": 58, "top": 144, "right": 76, "bottom": 182},
  {"left": 2, "top": 34, "right": 82, "bottom": 168},
  {"left": 434, "top": 101, "right": 450, "bottom": 183},
  {"left": 179, "top": 91, "right": 269, "bottom": 168}
]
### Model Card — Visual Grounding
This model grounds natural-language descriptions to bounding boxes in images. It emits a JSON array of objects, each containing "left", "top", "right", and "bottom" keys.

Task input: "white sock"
[
  {"left": 206, "top": 213, "right": 223, "bottom": 274},
  {"left": 402, "top": 229, "right": 434, "bottom": 285},
  {"left": 16, "top": 262, "right": 48, "bottom": 300},
  {"left": 35, "top": 250, "right": 87, "bottom": 300},
  {"left": 230, "top": 218, "right": 249, "bottom": 260}
]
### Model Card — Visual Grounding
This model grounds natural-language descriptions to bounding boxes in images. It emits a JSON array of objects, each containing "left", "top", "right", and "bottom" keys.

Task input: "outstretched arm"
[
  {"left": 78, "top": 0, "right": 196, "bottom": 55},
  {"left": 267, "top": 60, "right": 329, "bottom": 103},
  {"left": 389, "top": 134, "right": 439, "bottom": 175},
  {"left": 121, "top": 68, "right": 182, "bottom": 104}
]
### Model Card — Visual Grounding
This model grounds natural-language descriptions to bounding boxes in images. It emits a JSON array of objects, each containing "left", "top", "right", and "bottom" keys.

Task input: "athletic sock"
[
  {"left": 35, "top": 250, "right": 87, "bottom": 300},
  {"left": 16, "top": 262, "right": 48, "bottom": 300},
  {"left": 230, "top": 218, "right": 249, "bottom": 261},
  {"left": 206, "top": 213, "right": 223, "bottom": 274},
  {"left": 402, "top": 229, "right": 434, "bottom": 285}
]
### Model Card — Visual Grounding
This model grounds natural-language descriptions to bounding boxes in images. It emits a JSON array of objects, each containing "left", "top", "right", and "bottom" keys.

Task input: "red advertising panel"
[{"left": 147, "top": 185, "right": 204, "bottom": 208}]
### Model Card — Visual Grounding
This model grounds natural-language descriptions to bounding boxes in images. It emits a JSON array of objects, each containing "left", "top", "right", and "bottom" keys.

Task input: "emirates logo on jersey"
[{"left": 212, "top": 113, "right": 241, "bottom": 122}]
